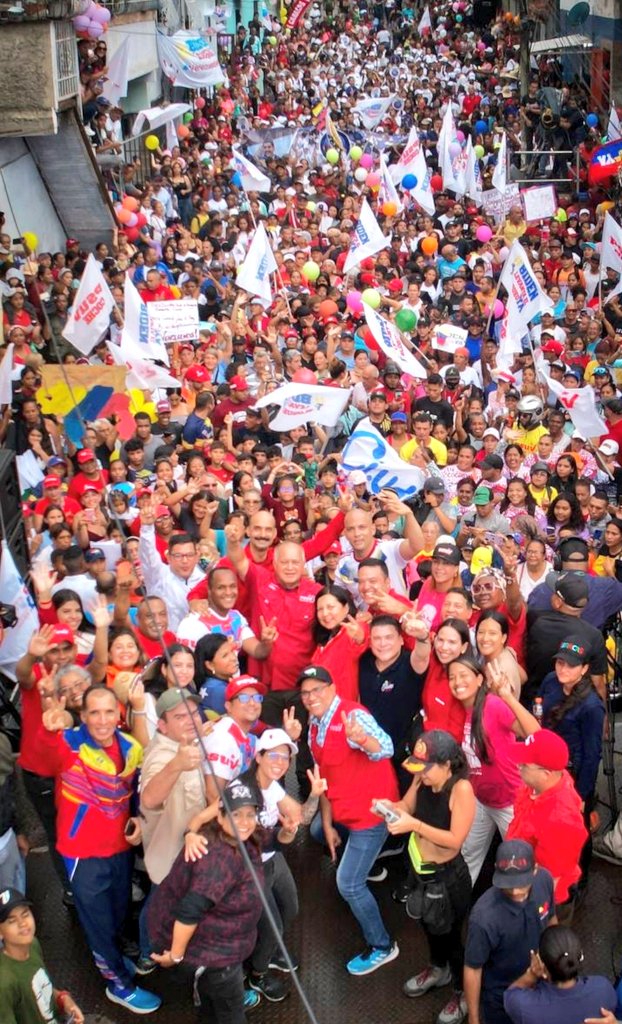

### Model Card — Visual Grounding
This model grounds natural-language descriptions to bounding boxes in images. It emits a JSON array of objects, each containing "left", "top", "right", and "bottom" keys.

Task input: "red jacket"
[
  {"left": 310, "top": 697, "right": 399, "bottom": 830},
  {"left": 506, "top": 770, "right": 587, "bottom": 903}
]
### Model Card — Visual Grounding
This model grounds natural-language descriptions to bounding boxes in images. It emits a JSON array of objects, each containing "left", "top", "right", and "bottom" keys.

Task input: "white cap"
[
  {"left": 571, "top": 430, "right": 586, "bottom": 441},
  {"left": 256, "top": 728, "right": 298, "bottom": 755},
  {"left": 599, "top": 439, "right": 620, "bottom": 456},
  {"left": 483, "top": 428, "right": 500, "bottom": 439},
  {"left": 349, "top": 470, "right": 367, "bottom": 485}
]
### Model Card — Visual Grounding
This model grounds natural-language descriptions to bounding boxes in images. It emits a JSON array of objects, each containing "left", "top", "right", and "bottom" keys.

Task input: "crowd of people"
[{"left": 4, "top": 1, "right": 622, "bottom": 1023}]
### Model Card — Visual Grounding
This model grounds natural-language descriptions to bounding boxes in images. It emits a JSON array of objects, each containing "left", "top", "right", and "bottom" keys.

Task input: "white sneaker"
[
  {"left": 437, "top": 992, "right": 467, "bottom": 1024},
  {"left": 403, "top": 963, "right": 452, "bottom": 997}
]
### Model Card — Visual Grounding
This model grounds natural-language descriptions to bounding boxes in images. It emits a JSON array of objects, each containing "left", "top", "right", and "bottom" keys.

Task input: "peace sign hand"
[
  {"left": 341, "top": 710, "right": 368, "bottom": 747},
  {"left": 282, "top": 706, "right": 302, "bottom": 742},
  {"left": 42, "top": 695, "right": 67, "bottom": 733},
  {"left": 306, "top": 764, "right": 328, "bottom": 798},
  {"left": 259, "top": 616, "right": 278, "bottom": 645}
]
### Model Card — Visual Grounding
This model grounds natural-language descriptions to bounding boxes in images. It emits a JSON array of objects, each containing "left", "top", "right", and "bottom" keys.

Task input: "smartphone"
[
  {"left": 84, "top": 509, "right": 95, "bottom": 523},
  {"left": 371, "top": 801, "right": 401, "bottom": 825},
  {"left": 465, "top": 515, "right": 476, "bottom": 527},
  {"left": 593, "top": 528, "right": 603, "bottom": 543},
  {"left": 483, "top": 531, "right": 496, "bottom": 544},
  {"left": 124, "top": 818, "right": 136, "bottom": 837}
]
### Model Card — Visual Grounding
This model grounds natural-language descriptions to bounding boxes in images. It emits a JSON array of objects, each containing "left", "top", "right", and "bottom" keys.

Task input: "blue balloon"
[
  {"left": 231, "top": 171, "right": 242, "bottom": 186},
  {"left": 586, "top": 112, "right": 599, "bottom": 128},
  {"left": 402, "top": 173, "right": 417, "bottom": 190},
  {"left": 475, "top": 119, "right": 488, "bottom": 134}
]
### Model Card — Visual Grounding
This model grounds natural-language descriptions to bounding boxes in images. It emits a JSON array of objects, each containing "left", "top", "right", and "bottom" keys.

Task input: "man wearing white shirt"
[
  {"left": 138, "top": 513, "right": 205, "bottom": 630},
  {"left": 441, "top": 348, "right": 480, "bottom": 388}
]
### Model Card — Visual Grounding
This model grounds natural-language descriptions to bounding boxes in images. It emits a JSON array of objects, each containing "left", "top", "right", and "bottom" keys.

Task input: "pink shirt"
[{"left": 461, "top": 695, "right": 521, "bottom": 808}]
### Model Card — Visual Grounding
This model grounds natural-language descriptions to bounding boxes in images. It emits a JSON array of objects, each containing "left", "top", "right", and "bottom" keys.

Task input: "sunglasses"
[
  {"left": 233, "top": 693, "right": 264, "bottom": 704},
  {"left": 471, "top": 581, "right": 497, "bottom": 595}
]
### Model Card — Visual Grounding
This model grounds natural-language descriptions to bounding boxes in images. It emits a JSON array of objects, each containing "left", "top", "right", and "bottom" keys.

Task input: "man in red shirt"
[
  {"left": 67, "top": 449, "right": 109, "bottom": 501},
  {"left": 602, "top": 399, "right": 622, "bottom": 467},
  {"left": 210, "top": 374, "right": 255, "bottom": 430},
  {"left": 139, "top": 269, "right": 175, "bottom": 303},
  {"left": 507, "top": 729, "right": 587, "bottom": 908},
  {"left": 33, "top": 476, "right": 81, "bottom": 530}
]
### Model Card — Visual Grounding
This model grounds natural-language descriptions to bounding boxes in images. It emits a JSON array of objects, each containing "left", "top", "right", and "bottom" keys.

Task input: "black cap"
[
  {"left": 296, "top": 665, "right": 334, "bottom": 687},
  {"left": 432, "top": 542, "right": 460, "bottom": 565},
  {"left": 219, "top": 780, "right": 261, "bottom": 813},
  {"left": 558, "top": 536, "right": 589, "bottom": 564},
  {"left": 423, "top": 477, "right": 445, "bottom": 494},
  {"left": 0, "top": 888, "right": 32, "bottom": 922},
  {"left": 84, "top": 547, "right": 105, "bottom": 562},
  {"left": 546, "top": 570, "right": 589, "bottom": 608},
  {"left": 403, "top": 730, "right": 461, "bottom": 774},
  {"left": 481, "top": 454, "right": 503, "bottom": 470},
  {"left": 493, "top": 840, "right": 536, "bottom": 889},
  {"left": 555, "top": 635, "right": 592, "bottom": 666},
  {"left": 530, "top": 461, "right": 550, "bottom": 475}
]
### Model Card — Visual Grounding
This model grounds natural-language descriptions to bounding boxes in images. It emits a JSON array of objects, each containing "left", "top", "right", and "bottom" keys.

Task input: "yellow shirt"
[
  {"left": 400, "top": 437, "right": 448, "bottom": 467},
  {"left": 505, "top": 424, "right": 548, "bottom": 455},
  {"left": 528, "top": 483, "right": 558, "bottom": 508}
]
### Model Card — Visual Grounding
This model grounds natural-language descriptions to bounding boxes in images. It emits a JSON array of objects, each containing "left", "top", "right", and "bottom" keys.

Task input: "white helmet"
[{"left": 517, "top": 395, "right": 544, "bottom": 428}]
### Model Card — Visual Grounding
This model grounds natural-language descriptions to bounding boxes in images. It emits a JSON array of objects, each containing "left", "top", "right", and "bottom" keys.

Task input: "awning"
[{"left": 531, "top": 33, "right": 593, "bottom": 54}]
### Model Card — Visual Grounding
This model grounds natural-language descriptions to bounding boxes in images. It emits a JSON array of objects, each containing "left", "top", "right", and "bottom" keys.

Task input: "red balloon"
[
  {"left": 122, "top": 195, "right": 139, "bottom": 212},
  {"left": 135, "top": 212, "right": 148, "bottom": 228},
  {"left": 430, "top": 174, "right": 443, "bottom": 192},
  {"left": 124, "top": 227, "right": 140, "bottom": 242},
  {"left": 318, "top": 299, "right": 339, "bottom": 319},
  {"left": 292, "top": 369, "right": 317, "bottom": 385}
]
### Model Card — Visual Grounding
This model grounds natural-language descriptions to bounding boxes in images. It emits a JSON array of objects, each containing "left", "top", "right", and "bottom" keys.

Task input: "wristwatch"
[{"left": 170, "top": 953, "right": 184, "bottom": 964}]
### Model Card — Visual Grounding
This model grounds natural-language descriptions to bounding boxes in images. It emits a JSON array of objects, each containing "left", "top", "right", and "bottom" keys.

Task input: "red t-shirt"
[
  {"left": 312, "top": 625, "right": 369, "bottom": 702},
  {"left": 19, "top": 658, "right": 87, "bottom": 774},
  {"left": 245, "top": 563, "right": 320, "bottom": 691},
  {"left": 421, "top": 652, "right": 466, "bottom": 742},
  {"left": 67, "top": 470, "right": 109, "bottom": 502},
  {"left": 34, "top": 494, "right": 82, "bottom": 526}
]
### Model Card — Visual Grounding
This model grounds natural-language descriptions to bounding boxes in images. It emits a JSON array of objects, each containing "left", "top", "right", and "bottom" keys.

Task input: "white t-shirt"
[
  {"left": 257, "top": 779, "right": 286, "bottom": 862},
  {"left": 201, "top": 716, "right": 256, "bottom": 781},
  {"left": 335, "top": 537, "right": 408, "bottom": 605}
]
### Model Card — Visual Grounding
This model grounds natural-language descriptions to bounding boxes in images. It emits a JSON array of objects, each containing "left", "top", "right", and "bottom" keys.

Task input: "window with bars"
[{"left": 52, "top": 20, "right": 79, "bottom": 103}]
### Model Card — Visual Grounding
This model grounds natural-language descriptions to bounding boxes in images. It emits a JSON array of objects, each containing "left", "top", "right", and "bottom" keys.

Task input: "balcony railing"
[
  {"left": 52, "top": 20, "right": 79, "bottom": 103},
  {"left": 99, "top": 0, "right": 160, "bottom": 12}
]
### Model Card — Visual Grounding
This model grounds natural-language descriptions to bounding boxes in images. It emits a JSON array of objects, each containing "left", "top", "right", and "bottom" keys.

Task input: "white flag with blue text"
[
  {"left": 254, "top": 381, "right": 350, "bottom": 430},
  {"left": 232, "top": 146, "right": 272, "bottom": 193},
  {"left": 0, "top": 541, "right": 40, "bottom": 680},
  {"left": 343, "top": 199, "right": 389, "bottom": 274},
  {"left": 341, "top": 419, "right": 425, "bottom": 500},
  {"left": 363, "top": 305, "right": 427, "bottom": 378},
  {"left": 121, "top": 275, "right": 169, "bottom": 364},
  {"left": 236, "top": 224, "right": 277, "bottom": 303}
]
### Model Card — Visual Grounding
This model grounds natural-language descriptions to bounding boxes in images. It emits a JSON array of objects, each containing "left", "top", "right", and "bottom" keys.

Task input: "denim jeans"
[
  {"left": 251, "top": 852, "right": 299, "bottom": 973},
  {"left": 0, "top": 829, "right": 25, "bottom": 892},
  {"left": 311, "top": 813, "right": 391, "bottom": 950}
]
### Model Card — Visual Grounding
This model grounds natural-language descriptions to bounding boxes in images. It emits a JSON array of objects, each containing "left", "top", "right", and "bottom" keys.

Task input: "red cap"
[
  {"left": 388, "top": 278, "right": 403, "bottom": 293},
  {"left": 156, "top": 400, "right": 171, "bottom": 413},
  {"left": 179, "top": 343, "right": 194, "bottom": 353},
  {"left": 43, "top": 475, "right": 61, "bottom": 488},
  {"left": 136, "top": 487, "right": 153, "bottom": 499},
  {"left": 284, "top": 329, "right": 299, "bottom": 339},
  {"left": 82, "top": 484, "right": 99, "bottom": 494},
  {"left": 185, "top": 365, "right": 210, "bottom": 383},
  {"left": 49, "top": 624, "right": 75, "bottom": 647},
  {"left": 323, "top": 541, "right": 342, "bottom": 556},
  {"left": 224, "top": 675, "right": 267, "bottom": 702},
  {"left": 77, "top": 448, "right": 96, "bottom": 464},
  {"left": 155, "top": 505, "right": 171, "bottom": 518},
  {"left": 229, "top": 375, "right": 249, "bottom": 391},
  {"left": 512, "top": 729, "right": 569, "bottom": 771},
  {"left": 541, "top": 340, "right": 563, "bottom": 355}
]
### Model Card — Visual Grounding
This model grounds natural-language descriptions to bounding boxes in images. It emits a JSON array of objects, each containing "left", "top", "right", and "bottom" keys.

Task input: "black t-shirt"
[
  {"left": 412, "top": 396, "right": 455, "bottom": 429},
  {"left": 358, "top": 649, "right": 422, "bottom": 762},
  {"left": 525, "top": 609, "right": 607, "bottom": 701}
]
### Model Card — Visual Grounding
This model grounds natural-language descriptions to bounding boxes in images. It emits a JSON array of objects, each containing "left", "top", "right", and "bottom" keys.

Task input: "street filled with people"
[{"left": 4, "top": 1, "right": 622, "bottom": 1022}]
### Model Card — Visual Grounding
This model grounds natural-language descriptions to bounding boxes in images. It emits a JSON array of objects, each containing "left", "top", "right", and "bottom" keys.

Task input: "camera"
[{"left": 0, "top": 604, "right": 17, "bottom": 629}]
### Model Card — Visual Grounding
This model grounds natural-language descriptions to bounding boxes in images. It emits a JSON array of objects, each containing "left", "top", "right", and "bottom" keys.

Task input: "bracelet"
[
  {"left": 56, "top": 991, "right": 70, "bottom": 1012},
  {"left": 131, "top": 710, "right": 147, "bottom": 716}
]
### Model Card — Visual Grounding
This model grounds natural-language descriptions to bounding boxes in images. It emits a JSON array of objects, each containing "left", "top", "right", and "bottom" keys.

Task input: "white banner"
[
  {"left": 102, "top": 36, "right": 130, "bottom": 105},
  {"left": 132, "top": 103, "right": 192, "bottom": 137},
  {"left": 147, "top": 300, "right": 199, "bottom": 347},
  {"left": 156, "top": 30, "right": 226, "bottom": 89},
  {"left": 378, "top": 153, "right": 404, "bottom": 215},
  {"left": 601, "top": 211, "right": 622, "bottom": 304},
  {"left": 107, "top": 342, "right": 179, "bottom": 391},
  {"left": 481, "top": 183, "right": 520, "bottom": 224},
  {"left": 491, "top": 132, "right": 507, "bottom": 195},
  {"left": 363, "top": 305, "right": 428, "bottom": 378},
  {"left": 343, "top": 198, "right": 389, "bottom": 274},
  {"left": 236, "top": 223, "right": 277, "bottom": 303},
  {"left": 62, "top": 254, "right": 115, "bottom": 356},
  {"left": 546, "top": 375, "right": 607, "bottom": 439},
  {"left": 353, "top": 96, "right": 395, "bottom": 130},
  {"left": 232, "top": 146, "right": 271, "bottom": 193},
  {"left": 464, "top": 137, "right": 483, "bottom": 206},
  {"left": 0, "top": 540, "right": 40, "bottom": 680},
  {"left": 122, "top": 274, "right": 169, "bottom": 364},
  {"left": 341, "top": 419, "right": 425, "bottom": 500},
  {"left": 417, "top": 5, "right": 432, "bottom": 34},
  {"left": 521, "top": 185, "right": 557, "bottom": 223},
  {"left": 498, "top": 241, "right": 553, "bottom": 364},
  {"left": 390, "top": 126, "right": 435, "bottom": 215},
  {"left": 438, "top": 105, "right": 467, "bottom": 196},
  {"left": 254, "top": 382, "right": 350, "bottom": 431},
  {"left": 608, "top": 105, "right": 622, "bottom": 143},
  {"left": 432, "top": 323, "right": 467, "bottom": 354},
  {"left": 0, "top": 343, "right": 14, "bottom": 406}
]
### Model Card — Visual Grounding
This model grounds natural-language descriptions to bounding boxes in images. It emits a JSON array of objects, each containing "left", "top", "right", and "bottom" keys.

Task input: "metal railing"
[
  {"left": 52, "top": 20, "right": 79, "bottom": 104},
  {"left": 507, "top": 149, "right": 582, "bottom": 187}
]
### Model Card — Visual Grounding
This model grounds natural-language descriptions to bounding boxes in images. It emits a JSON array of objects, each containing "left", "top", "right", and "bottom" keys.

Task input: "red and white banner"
[
  {"left": 601, "top": 211, "right": 622, "bottom": 304},
  {"left": 286, "top": 0, "right": 312, "bottom": 28},
  {"left": 546, "top": 375, "right": 607, "bottom": 440},
  {"left": 62, "top": 254, "right": 115, "bottom": 356}
]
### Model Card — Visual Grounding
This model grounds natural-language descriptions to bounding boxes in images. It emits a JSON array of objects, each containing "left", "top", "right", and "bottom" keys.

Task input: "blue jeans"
[
  {"left": 311, "top": 814, "right": 390, "bottom": 950},
  {"left": 138, "top": 883, "right": 159, "bottom": 959},
  {"left": 0, "top": 829, "right": 25, "bottom": 892}
]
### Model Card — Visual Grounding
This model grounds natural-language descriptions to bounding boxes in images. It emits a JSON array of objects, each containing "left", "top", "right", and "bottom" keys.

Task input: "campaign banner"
[
  {"left": 363, "top": 305, "right": 428, "bottom": 378},
  {"left": 601, "top": 211, "right": 622, "bottom": 304},
  {"left": 0, "top": 541, "right": 40, "bottom": 680},
  {"left": 546, "top": 375, "right": 607, "bottom": 439},
  {"left": 341, "top": 419, "right": 425, "bottom": 500},
  {"left": 432, "top": 323, "right": 468, "bottom": 354},
  {"left": 286, "top": 0, "right": 311, "bottom": 27},
  {"left": 62, "top": 254, "right": 115, "bottom": 356},
  {"left": 156, "top": 30, "right": 226, "bottom": 88},
  {"left": 147, "top": 300, "right": 199, "bottom": 347},
  {"left": 254, "top": 382, "right": 350, "bottom": 431},
  {"left": 588, "top": 137, "right": 622, "bottom": 185}
]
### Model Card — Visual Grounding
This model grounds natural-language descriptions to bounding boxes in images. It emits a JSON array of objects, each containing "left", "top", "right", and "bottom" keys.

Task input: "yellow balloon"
[
  {"left": 22, "top": 232, "right": 39, "bottom": 252},
  {"left": 145, "top": 135, "right": 160, "bottom": 151}
]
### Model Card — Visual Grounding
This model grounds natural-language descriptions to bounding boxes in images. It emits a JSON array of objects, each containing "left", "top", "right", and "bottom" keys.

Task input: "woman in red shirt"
[
  {"left": 407, "top": 616, "right": 469, "bottom": 742},
  {"left": 310, "top": 586, "right": 368, "bottom": 701}
]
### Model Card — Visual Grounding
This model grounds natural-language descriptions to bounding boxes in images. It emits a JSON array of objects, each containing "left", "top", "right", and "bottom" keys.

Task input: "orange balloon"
[
  {"left": 421, "top": 236, "right": 438, "bottom": 255},
  {"left": 121, "top": 196, "right": 139, "bottom": 212},
  {"left": 318, "top": 299, "right": 339, "bottom": 319},
  {"left": 382, "top": 201, "right": 398, "bottom": 217},
  {"left": 116, "top": 207, "right": 132, "bottom": 225},
  {"left": 177, "top": 124, "right": 190, "bottom": 140}
]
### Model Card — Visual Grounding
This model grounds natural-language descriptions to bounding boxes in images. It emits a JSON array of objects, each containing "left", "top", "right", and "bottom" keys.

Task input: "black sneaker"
[
  {"left": 248, "top": 972, "right": 289, "bottom": 1003},
  {"left": 269, "top": 952, "right": 299, "bottom": 973},
  {"left": 367, "top": 865, "right": 388, "bottom": 883},
  {"left": 392, "top": 881, "right": 411, "bottom": 904}
]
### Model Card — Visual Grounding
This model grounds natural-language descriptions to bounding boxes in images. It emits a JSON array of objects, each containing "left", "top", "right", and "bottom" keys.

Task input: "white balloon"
[{"left": 354, "top": 167, "right": 368, "bottom": 182}]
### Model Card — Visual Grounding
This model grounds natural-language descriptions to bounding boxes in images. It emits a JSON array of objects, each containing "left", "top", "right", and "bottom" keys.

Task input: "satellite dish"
[{"left": 567, "top": 1, "right": 591, "bottom": 27}]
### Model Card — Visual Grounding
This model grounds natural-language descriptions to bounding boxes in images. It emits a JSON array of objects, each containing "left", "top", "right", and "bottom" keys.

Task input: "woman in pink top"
[
  {"left": 447, "top": 655, "right": 540, "bottom": 886},
  {"left": 415, "top": 542, "right": 462, "bottom": 632}
]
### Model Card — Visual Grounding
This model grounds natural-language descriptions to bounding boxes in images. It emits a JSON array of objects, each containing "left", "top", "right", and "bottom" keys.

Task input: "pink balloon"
[
  {"left": 86, "top": 1, "right": 99, "bottom": 15},
  {"left": 476, "top": 224, "right": 493, "bottom": 243},
  {"left": 91, "top": 4, "right": 111, "bottom": 23},
  {"left": 195, "top": 96, "right": 206, "bottom": 109},
  {"left": 477, "top": 40, "right": 486, "bottom": 51},
  {"left": 366, "top": 172, "right": 381, "bottom": 189},
  {"left": 125, "top": 213, "right": 138, "bottom": 228},
  {"left": 346, "top": 290, "right": 364, "bottom": 313},
  {"left": 73, "top": 14, "right": 90, "bottom": 29},
  {"left": 493, "top": 299, "right": 505, "bottom": 319},
  {"left": 359, "top": 153, "right": 373, "bottom": 170},
  {"left": 456, "top": 130, "right": 465, "bottom": 142},
  {"left": 292, "top": 369, "right": 317, "bottom": 385},
  {"left": 88, "top": 20, "right": 104, "bottom": 38}
]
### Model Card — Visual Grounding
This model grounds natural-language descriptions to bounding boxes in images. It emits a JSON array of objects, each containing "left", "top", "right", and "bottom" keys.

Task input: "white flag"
[
  {"left": 341, "top": 418, "right": 425, "bottom": 500},
  {"left": 254, "top": 381, "right": 350, "bottom": 431},
  {"left": 106, "top": 341, "right": 178, "bottom": 391},
  {"left": 0, "top": 540, "right": 40, "bottom": 681},
  {"left": 62, "top": 254, "right": 115, "bottom": 356},
  {"left": 102, "top": 36, "right": 130, "bottom": 105},
  {"left": 601, "top": 211, "right": 622, "bottom": 304},
  {"left": 608, "top": 105, "right": 622, "bottom": 142},
  {"left": 0, "top": 343, "right": 14, "bottom": 406},
  {"left": 498, "top": 240, "right": 553, "bottom": 364},
  {"left": 353, "top": 96, "right": 395, "bottom": 130},
  {"left": 432, "top": 323, "right": 468, "bottom": 355},
  {"left": 236, "top": 224, "right": 277, "bottom": 303},
  {"left": 16, "top": 451, "right": 45, "bottom": 492},
  {"left": 491, "top": 133, "right": 507, "bottom": 194},
  {"left": 546, "top": 375, "right": 607, "bottom": 440},
  {"left": 378, "top": 153, "right": 404, "bottom": 214},
  {"left": 232, "top": 146, "right": 271, "bottom": 193},
  {"left": 156, "top": 30, "right": 226, "bottom": 89},
  {"left": 121, "top": 274, "right": 169, "bottom": 364},
  {"left": 464, "top": 137, "right": 483, "bottom": 205},
  {"left": 363, "top": 305, "right": 427, "bottom": 378},
  {"left": 438, "top": 105, "right": 467, "bottom": 196},
  {"left": 390, "top": 126, "right": 434, "bottom": 215},
  {"left": 343, "top": 199, "right": 389, "bottom": 274},
  {"left": 417, "top": 5, "right": 432, "bottom": 34}
]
